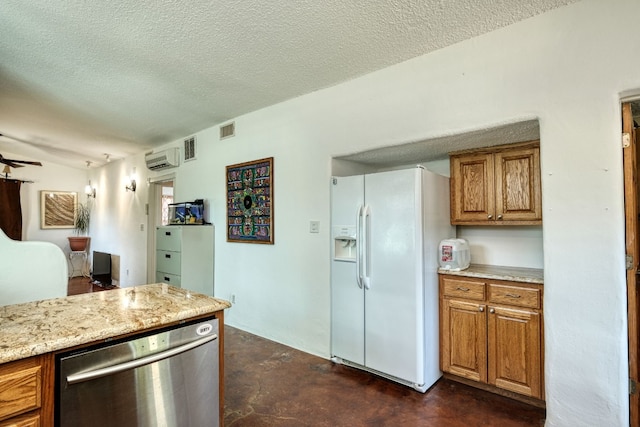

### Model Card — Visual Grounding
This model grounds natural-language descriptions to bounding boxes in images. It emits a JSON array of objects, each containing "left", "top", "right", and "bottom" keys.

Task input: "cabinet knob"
[
  {"left": 479, "top": 306, "right": 484, "bottom": 312},
  {"left": 487, "top": 214, "right": 493, "bottom": 219},
  {"left": 497, "top": 214, "right": 503, "bottom": 220},
  {"left": 489, "top": 308, "right": 495, "bottom": 314}
]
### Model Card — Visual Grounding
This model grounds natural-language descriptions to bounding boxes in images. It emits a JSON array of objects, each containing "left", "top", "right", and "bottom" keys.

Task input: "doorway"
[
  {"left": 623, "top": 101, "right": 640, "bottom": 426},
  {"left": 146, "top": 176, "right": 175, "bottom": 283}
]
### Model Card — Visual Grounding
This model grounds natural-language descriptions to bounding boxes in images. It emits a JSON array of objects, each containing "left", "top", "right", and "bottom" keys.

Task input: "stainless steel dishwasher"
[{"left": 56, "top": 316, "right": 219, "bottom": 427}]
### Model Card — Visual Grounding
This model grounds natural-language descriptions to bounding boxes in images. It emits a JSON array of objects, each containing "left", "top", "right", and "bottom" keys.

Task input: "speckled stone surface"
[
  {"left": 0, "top": 283, "right": 231, "bottom": 364},
  {"left": 438, "top": 264, "right": 544, "bottom": 284}
]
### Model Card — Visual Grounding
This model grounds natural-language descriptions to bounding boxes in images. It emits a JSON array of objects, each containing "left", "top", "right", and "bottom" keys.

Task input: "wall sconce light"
[
  {"left": 125, "top": 168, "right": 137, "bottom": 192},
  {"left": 84, "top": 184, "right": 96, "bottom": 199},
  {"left": 125, "top": 178, "right": 137, "bottom": 192},
  {"left": 85, "top": 182, "right": 96, "bottom": 198}
]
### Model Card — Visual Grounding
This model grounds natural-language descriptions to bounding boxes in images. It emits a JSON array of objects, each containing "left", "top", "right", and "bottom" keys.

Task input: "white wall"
[
  {"left": 3, "top": 150, "right": 88, "bottom": 251},
  {"left": 86, "top": 0, "right": 637, "bottom": 425},
  {"left": 88, "top": 154, "right": 149, "bottom": 287}
]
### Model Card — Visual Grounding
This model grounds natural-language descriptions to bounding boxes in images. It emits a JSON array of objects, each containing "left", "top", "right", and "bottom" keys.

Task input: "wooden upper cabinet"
[{"left": 450, "top": 141, "right": 542, "bottom": 225}]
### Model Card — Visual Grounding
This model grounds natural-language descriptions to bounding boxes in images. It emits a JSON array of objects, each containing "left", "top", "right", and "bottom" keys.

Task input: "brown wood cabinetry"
[
  {"left": 450, "top": 141, "right": 542, "bottom": 225},
  {"left": 439, "top": 274, "right": 544, "bottom": 401},
  {"left": 0, "top": 355, "right": 53, "bottom": 427}
]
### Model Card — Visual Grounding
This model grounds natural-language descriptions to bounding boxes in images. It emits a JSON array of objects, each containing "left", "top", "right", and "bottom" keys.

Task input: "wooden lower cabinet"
[
  {"left": 440, "top": 275, "right": 544, "bottom": 401},
  {"left": 0, "top": 355, "right": 53, "bottom": 427},
  {"left": 441, "top": 299, "right": 487, "bottom": 382}
]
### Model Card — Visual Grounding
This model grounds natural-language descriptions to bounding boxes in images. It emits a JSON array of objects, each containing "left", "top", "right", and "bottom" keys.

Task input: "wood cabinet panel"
[
  {"left": 441, "top": 299, "right": 487, "bottom": 382},
  {"left": 0, "top": 359, "right": 41, "bottom": 421},
  {"left": 450, "top": 141, "right": 541, "bottom": 225},
  {"left": 440, "top": 274, "right": 544, "bottom": 400},
  {"left": 451, "top": 154, "right": 495, "bottom": 222},
  {"left": 442, "top": 277, "right": 486, "bottom": 300},
  {"left": 0, "top": 413, "right": 40, "bottom": 427},
  {"left": 488, "top": 306, "right": 541, "bottom": 398},
  {"left": 488, "top": 284, "right": 540, "bottom": 309},
  {"left": 494, "top": 146, "right": 541, "bottom": 222}
]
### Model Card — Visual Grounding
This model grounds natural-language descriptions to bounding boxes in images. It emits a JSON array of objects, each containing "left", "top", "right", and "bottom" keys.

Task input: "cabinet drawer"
[
  {"left": 0, "top": 359, "right": 41, "bottom": 421},
  {"left": 156, "top": 271, "right": 181, "bottom": 286},
  {"left": 156, "top": 227, "right": 182, "bottom": 252},
  {"left": 0, "top": 413, "right": 40, "bottom": 427},
  {"left": 488, "top": 284, "right": 540, "bottom": 309},
  {"left": 156, "top": 250, "right": 181, "bottom": 275},
  {"left": 442, "top": 278, "right": 485, "bottom": 301}
]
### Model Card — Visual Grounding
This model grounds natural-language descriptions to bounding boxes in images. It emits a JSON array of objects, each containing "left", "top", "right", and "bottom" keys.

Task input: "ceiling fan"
[{"left": 0, "top": 133, "right": 43, "bottom": 168}]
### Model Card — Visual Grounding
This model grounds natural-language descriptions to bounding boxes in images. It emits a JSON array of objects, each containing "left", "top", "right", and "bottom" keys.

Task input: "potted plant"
[{"left": 68, "top": 202, "right": 91, "bottom": 251}]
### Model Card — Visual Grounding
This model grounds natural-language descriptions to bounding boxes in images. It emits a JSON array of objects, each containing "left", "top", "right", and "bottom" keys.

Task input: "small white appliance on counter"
[{"left": 438, "top": 238, "right": 470, "bottom": 271}]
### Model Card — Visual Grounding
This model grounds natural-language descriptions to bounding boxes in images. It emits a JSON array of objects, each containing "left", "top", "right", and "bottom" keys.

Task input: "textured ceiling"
[{"left": 0, "top": 0, "right": 577, "bottom": 168}]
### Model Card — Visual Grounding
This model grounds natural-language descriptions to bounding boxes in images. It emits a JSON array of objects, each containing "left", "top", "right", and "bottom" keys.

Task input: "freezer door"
[
  {"left": 330, "top": 175, "right": 365, "bottom": 365},
  {"left": 363, "top": 168, "right": 424, "bottom": 383}
]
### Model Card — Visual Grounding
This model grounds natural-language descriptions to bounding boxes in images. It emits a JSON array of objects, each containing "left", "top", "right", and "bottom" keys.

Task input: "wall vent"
[
  {"left": 220, "top": 122, "right": 235, "bottom": 140},
  {"left": 184, "top": 136, "right": 196, "bottom": 162}
]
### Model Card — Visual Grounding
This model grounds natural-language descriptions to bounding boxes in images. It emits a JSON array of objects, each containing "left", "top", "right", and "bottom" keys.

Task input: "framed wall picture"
[
  {"left": 41, "top": 190, "right": 77, "bottom": 229},
  {"left": 226, "top": 157, "right": 274, "bottom": 244}
]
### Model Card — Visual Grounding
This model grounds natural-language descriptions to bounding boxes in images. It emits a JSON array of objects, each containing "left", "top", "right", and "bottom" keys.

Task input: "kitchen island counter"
[
  {"left": 438, "top": 263, "right": 543, "bottom": 284},
  {"left": 0, "top": 283, "right": 231, "bottom": 364}
]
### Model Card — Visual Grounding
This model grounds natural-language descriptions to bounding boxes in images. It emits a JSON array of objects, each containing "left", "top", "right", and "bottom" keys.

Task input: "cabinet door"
[
  {"left": 494, "top": 146, "right": 542, "bottom": 222},
  {"left": 450, "top": 153, "right": 495, "bottom": 224},
  {"left": 487, "top": 306, "right": 542, "bottom": 398},
  {"left": 441, "top": 299, "right": 487, "bottom": 382}
]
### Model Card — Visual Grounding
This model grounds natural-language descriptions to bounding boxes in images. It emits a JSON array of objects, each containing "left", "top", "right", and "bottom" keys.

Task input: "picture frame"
[
  {"left": 41, "top": 190, "right": 77, "bottom": 229},
  {"left": 226, "top": 157, "right": 274, "bottom": 244}
]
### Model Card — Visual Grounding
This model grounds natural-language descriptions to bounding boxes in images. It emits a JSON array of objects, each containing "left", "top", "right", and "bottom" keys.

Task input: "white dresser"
[{"left": 155, "top": 225, "right": 214, "bottom": 296}]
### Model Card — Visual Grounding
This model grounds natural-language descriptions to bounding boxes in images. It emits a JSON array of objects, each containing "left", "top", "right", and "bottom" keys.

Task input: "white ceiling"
[{"left": 0, "top": 0, "right": 577, "bottom": 169}]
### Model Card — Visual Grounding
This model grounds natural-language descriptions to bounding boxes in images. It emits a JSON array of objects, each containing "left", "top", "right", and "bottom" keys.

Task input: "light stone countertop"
[
  {"left": 0, "top": 283, "right": 231, "bottom": 364},
  {"left": 438, "top": 263, "right": 544, "bottom": 284}
]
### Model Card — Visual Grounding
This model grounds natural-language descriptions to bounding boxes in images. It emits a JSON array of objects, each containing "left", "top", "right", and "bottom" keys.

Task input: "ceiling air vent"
[
  {"left": 220, "top": 122, "right": 235, "bottom": 140},
  {"left": 184, "top": 136, "right": 196, "bottom": 162}
]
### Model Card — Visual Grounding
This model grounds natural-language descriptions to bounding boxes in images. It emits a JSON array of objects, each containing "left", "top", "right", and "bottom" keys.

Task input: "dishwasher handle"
[{"left": 66, "top": 333, "right": 218, "bottom": 385}]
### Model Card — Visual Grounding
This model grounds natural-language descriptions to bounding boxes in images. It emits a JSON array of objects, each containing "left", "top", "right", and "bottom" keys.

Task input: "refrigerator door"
[
  {"left": 364, "top": 168, "right": 424, "bottom": 383},
  {"left": 330, "top": 175, "right": 365, "bottom": 365}
]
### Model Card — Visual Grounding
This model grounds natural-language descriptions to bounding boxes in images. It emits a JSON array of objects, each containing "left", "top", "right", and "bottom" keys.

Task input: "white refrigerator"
[{"left": 330, "top": 167, "right": 453, "bottom": 392}]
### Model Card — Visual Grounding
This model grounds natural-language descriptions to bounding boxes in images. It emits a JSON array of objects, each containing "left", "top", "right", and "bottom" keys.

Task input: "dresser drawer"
[
  {"left": 442, "top": 277, "right": 486, "bottom": 301},
  {"left": 488, "top": 284, "right": 540, "bottom": 309},
  {"left": 156, "top": 271, "right": 181, "bottom": 286},
  {"left": 156, "top": 227, "right": 182, "bottom": 252},
  {"left": 156, "top": 250, "right": 182, "bottom": 275},
  {"left": 0, "top": 359, "right": 41, "bottom": 422}
]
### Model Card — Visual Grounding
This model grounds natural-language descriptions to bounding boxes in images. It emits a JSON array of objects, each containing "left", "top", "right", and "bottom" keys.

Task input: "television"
[{"left": 92, "top": 251, "right": 111, "bottom": 285}]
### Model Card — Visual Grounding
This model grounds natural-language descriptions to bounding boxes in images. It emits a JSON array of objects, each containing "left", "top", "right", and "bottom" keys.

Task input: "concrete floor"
[{"left": 223, "top": 326, "right": 545, "bottom": 427}]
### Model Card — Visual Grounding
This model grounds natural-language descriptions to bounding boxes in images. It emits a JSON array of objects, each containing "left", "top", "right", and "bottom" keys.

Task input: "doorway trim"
[
  {"left": 622, "top": 101, "right": 639, "bottom": 426},
  {"left": 146, "top": 173, "right": 176, "bottom": 283}
]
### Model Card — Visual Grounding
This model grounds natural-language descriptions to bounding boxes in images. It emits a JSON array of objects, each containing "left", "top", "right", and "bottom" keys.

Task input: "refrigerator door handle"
[
  {"left": 355, "top": 205, "right": 363, "bottom": 289},
  {"left": 362, "top": 204, "right": 371, "bottom": 290}
]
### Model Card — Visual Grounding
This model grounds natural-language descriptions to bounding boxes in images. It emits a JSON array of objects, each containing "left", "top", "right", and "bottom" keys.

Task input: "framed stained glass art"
[{"left": 226, "top": 157, "right": 274, "bottom": 244}]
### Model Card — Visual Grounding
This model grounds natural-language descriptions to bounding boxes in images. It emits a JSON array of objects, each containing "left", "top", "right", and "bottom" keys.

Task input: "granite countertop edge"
[
  {"left": 438, "top": 263, "right": 544, "bottom": 284},
  {"left": 0, "top": 283, "right": 231, "bottom": 364}
]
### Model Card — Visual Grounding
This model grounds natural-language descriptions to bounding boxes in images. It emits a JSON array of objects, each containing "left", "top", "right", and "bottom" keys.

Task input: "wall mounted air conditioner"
[{"left": 145, "top": 148, "right": 179, "bottom": 171}]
